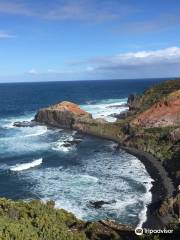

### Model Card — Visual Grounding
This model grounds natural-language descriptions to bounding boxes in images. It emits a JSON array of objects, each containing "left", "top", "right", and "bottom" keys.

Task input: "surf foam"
[
  {"left": 10, "top": 158, "right": 43, "bottom": 171},
  {"left": 81, "top": 98, "right": 128, "bottom": 122}
]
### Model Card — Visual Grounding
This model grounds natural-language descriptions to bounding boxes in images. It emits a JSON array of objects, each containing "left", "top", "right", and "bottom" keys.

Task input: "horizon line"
[{"left": 0, "top": 77, "right": 179, "bottom": 84}]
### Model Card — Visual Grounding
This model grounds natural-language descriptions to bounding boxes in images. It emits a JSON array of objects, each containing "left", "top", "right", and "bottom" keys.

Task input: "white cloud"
[
  {"left": 79, "top": 47, "right": 180, "bottom": 71},
  {"left": 27, "top": 68, "right": 38, "bottom": 75},
  {"left": 23, "top": 47, "right": 180, "bottom": 80}
]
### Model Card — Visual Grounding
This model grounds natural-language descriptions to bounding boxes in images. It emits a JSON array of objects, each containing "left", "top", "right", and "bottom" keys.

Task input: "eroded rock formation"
[
  {"left": 132, "top": 90, "right": 180, "bottom": 128},
  {"left": 35, "top": 101, "right": 92, "bottom": 129}
]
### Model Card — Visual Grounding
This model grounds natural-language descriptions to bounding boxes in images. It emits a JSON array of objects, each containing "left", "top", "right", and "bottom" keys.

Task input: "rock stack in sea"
[{"left": 35, "top": 101, "right": 92, "bottom": 129}]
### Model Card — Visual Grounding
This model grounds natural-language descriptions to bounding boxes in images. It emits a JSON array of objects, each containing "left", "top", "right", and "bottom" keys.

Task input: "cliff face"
[
  {"left": 35, "top": 81, "right": 180, "bottom": 188},
  {"left": 132, "top": 90, "right": 180, "bottom": 128},
  {"left": 128, "top": 79, "right": 180, "bottom": 113},
  {"left": 35, "top": 101, "right": 126, "bottom": 143},
  {"left": 20, "top": 79, "right": 180, "bottom": 234},
  {"left": 35, "top": 101, "right": 92, "bottom": 129}
]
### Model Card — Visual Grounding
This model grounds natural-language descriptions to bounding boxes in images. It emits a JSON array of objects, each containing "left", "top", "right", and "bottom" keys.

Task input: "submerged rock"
[
  {"left": 89, "top": 200, "right": 116, "bottom": 209},
  {"left": 62, "top": 139, "right": 83, "bottom": 147}
]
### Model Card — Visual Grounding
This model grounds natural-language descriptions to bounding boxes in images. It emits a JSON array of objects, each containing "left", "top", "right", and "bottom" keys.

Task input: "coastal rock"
[
  {"left": 62, "top": 139, "right": 82, "bottom": 147},
  {"left": 35, "top": 101, "right": 92, "bottom": 129},
  {"left": 89, "top": 200, "right": 116, "bottom": 209},
  {"left": 128, "top": 79, "right": 180, "bottom": 113},
  {"left": 127, "top": 94, "right": 140, "bottom": 111},
  {"left": 82, "top": 220, "right": 134, "bottom": 240},
  {"left": 132, "top": 90, "right": 180, "bottom": 128},
  {"left": 13, "top": 121, "right": 38, "bottom": 127},
  {"left": 158, "top": 193, "right": 180, "bottom": 218}
]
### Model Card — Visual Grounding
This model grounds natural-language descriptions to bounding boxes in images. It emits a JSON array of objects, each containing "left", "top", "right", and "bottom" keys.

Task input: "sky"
[{"left": 0, "top": 0, "right": 180, "bottom": 82}]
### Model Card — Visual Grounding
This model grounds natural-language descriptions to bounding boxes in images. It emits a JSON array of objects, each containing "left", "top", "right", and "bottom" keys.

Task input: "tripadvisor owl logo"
[{"left": 135, "top": 227, "right": 143, "bottom": 235}]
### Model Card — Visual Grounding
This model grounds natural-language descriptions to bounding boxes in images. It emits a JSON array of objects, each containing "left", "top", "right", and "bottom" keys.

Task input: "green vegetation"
[
  {"left": 0, "top": 198, "right": 178, "bottom": 240},
  {"left": 0, "top": 198, "right": 86, "bottom": 240},
  {"left": 130, "top": 79, "right": 180, "bottom": 112},
  {"left": 1, "top": 79, "right": 180, "bottom": 239}
]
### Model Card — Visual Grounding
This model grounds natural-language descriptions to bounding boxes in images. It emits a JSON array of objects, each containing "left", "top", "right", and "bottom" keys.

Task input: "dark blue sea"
[{"left": 0, "top": 79, "right": 165, "bottom": 227}]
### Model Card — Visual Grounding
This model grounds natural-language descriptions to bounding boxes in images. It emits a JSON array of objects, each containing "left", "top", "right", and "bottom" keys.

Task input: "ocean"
[{"left": 0, "top": 79, "right": 164, "bottom": 227}]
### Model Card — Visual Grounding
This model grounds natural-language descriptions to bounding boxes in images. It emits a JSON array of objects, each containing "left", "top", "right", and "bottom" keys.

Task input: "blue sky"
[{"left": 0, "top": 0, "right": 180, "bottom": 82}]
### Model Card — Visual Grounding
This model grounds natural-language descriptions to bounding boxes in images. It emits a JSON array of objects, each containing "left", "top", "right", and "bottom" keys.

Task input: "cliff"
[
  {"left": 132, "top": 90, "right": 180, "bottom": 128},
  {"left": 34, "top": 79, "right": 180, "bottom": 232},
  {"left": 35, "top": 80, "right": 180, "bottom": 187},
  {"left": 35, "top": 101, "right": 92, "bottom": 129}
]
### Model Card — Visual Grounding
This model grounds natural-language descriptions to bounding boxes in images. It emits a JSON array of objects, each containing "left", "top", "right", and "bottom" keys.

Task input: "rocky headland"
[
  {"left": 3, "top": 79, "right": 179, "bottom": 239},
  {"left": 35, "top": 79, "right": 180, "bottom": 229}
]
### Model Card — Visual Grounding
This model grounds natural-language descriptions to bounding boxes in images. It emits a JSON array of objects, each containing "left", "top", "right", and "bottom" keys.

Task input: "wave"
[
  {"left": 52, "top": 135, "right": 76, "bottom": 152},
  {"left": 25, "top": 127, "right": 47, "bottom": 137},
  {"left": 79, "top": 175, "right": 99, "bottom": 183},
  {"left": 10, "top": 158, "right": 43, "bottom": 172},
  {"left": 137, "top": 180, "right": 153, "bottom": 228},
  {"left": 0, "top": 164, "right": 9, "bottom": 171},
  {"left": 81, "top": 98, "right": 128, "bottom": 122},
  {"left": 0, "top": 113, "right": 34, "bottom": 129}
]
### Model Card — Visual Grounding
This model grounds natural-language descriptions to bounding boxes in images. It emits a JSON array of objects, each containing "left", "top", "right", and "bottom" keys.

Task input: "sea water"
[{"left": 0, "top": 79, "right": 164, "bottom": 226}]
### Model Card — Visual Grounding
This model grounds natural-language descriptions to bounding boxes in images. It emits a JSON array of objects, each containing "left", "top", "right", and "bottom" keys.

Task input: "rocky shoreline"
[
  {"left": 120, "top": 146, "right": 175, "bottom": 228},
  {"left": 10, "top": 79, "right": 180, "bottom": 238}
]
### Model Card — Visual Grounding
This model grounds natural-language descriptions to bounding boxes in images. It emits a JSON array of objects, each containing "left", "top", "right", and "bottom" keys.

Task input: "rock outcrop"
[
  {"left": 158, "top": 193, "right": 180, "bottom": 218},
  {"left": 33, "top": 79, "right": 180, "bottom": 231},
  {"left": 132, "top": 90, "right": 180, "bottom": 128},
  {"left": 35, "top": 101, "right": 92, "bottom": 129},
  {"left": 35, "top": 101, "right": 120, "bottom": 141},
  {"left": 13, "top": 120, "right": 38, "bottom": 127}
]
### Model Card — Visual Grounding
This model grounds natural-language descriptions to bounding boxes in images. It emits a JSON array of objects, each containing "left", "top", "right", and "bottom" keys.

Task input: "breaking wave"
[
  {"left": 81, "top": 98, "right": 128, "bottom": 122},
  {"left": 10, "top": 158, "right": 43, "bottom": 172}
]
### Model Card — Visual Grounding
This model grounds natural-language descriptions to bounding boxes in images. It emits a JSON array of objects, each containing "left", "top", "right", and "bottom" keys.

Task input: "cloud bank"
[
  {"left": 0, "top": 0, "right": 129, "bottom": 22},
  {"left": 82, "top": 47, "right": 180, "bottom": 69},
  {"left": 21, "top": 47, "right": 180, "bottom": 81}
]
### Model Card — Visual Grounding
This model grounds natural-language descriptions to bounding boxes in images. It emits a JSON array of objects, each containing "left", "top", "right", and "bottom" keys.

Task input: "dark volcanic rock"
[
  {"left": 89, "top": 200, "right": 116, "bottom": 209},
  {"left": 13, "top": 121, "right": 38, "bottom": 127},
  {"left": 62, "top": 139, "right": 83, "bottom": 148}
]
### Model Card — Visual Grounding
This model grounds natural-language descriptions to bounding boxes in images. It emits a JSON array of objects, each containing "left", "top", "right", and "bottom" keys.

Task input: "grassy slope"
[{"left": 0, "top": 198, "right": 178, "bottom": 240}]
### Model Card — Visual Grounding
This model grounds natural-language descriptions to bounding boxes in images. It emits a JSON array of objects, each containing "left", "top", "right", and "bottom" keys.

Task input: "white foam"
[
  {"left": 79, "top": 175, "right": 99, "bottom": 183},
  {"left": 52, "top": 140, "right": 72, "bottom": 152},
  {"left": 10, "top": 158, "right": 43, "bottom": 171},
  {"left": 81, "top": 98, "right": 128, "bottom": 122},
  {"left": 25, "top": 126, "right": 47, "bottom": 137},
  {"left": 0, "top": 113, "right": 34, "bottom": 129},
  {"left": 52, "top": 135, "right": 76, "bottom": 152},
  {"left": 137, "top": 180, "right": 153, "bottom": 228},
  {"left": 11, "top": 136, "right": 153, "bottom": 226}
]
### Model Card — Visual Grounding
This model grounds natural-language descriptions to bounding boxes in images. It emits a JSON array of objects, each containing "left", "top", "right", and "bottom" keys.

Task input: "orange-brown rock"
[
  {"left": 132, "top": 90, "right": 180, "bottom": 128},
  {"left": 35, "top": 101, "right": 92, "bottom": 129}
]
